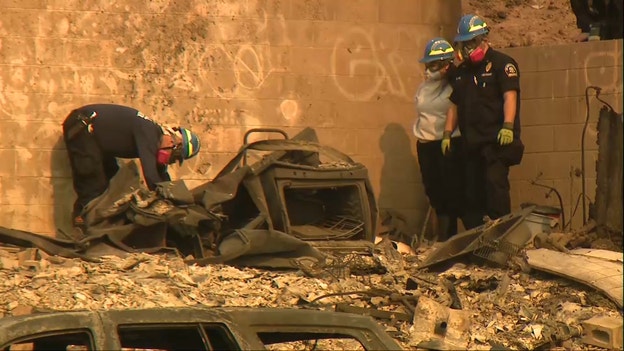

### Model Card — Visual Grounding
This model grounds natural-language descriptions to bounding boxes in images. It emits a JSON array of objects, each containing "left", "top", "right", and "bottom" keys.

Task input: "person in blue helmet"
[
  {"left": 62, "top": 104, "right": 201, "bottom": 234},
  {"left": 413, "top": 37, "right": 466, "bottom": 241},
  {"left": 442, "top": 15, "right": 525, "bottom": 229}
]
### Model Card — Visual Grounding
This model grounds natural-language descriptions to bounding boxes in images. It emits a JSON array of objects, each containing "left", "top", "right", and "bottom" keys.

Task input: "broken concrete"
[
  {"left": 526, "top": 248, "right": 624, "bottom": 308},
  {"left": 582, "top": 315, "right": 623, "bottom": 350},
  {"left": 409, "top": 296, "right": 471, "bottom": 350}
]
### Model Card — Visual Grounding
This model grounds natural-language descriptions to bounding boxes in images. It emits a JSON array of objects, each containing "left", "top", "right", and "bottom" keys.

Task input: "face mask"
[
  {"left": 157, "top": 149, "right": 172, "bottom": 165},
  {"left": 425, "top": 68, "right": 443, "bottom": 80},
  {"left": 468, "top": 46, "right": 486, "bottom": 63},
  {"left": 462, "top": 44, "right": 486, "bottom": 64}
]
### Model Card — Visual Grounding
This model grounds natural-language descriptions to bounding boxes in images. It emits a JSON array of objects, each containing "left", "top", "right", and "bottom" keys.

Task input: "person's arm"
[
  {"left": 441, "top": 103, "right": 458, "bottom": 155},
  {"left": 134, "top": 119, "right": 169, "bottom": 190},
  {"left": 444, "top": 103, "right": 458, "bottom": 133},
  {"left": 158, "top": 165, "right": 171, "bottom": 182},
  {"left": 503, "top": 90, "right": 517, "bottom": 126}
]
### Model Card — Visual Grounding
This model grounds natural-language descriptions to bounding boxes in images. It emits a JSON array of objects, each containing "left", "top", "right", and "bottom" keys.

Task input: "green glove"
[
  {"left": 441, "top": 131, "right": 452, "bottom": 155},
  {"left": 497, "top": 122, "right": 514, "bottom": 146}
]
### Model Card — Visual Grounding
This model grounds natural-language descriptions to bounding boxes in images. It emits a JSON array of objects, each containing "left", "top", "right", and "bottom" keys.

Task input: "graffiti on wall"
[
  {"left": 0, "top": 1, "right": 428, "bottom": 234},
  {"left": 583, "top": 48, "right": 623, "bottom": 94},
  {"left": 331, "top": 27, "right": 411, "bottom": 101}
]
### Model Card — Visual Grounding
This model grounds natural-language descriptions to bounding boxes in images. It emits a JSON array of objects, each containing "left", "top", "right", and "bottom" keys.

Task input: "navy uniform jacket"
[
  {"left": 449, "top": 48, "right": 522, "bottom": 146},
  {"left": 73, "top": 104, "right": 170, "bottom": 190}
]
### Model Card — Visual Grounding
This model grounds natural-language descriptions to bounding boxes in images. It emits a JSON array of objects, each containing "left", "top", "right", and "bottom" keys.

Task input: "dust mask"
[
  {"left": 462, "top": 46, "right": 486, "bottom": 64},
  {"left": 157, "top": 149, "right": 172, "bottom": 165},
  {"left": 469, "top": 47, "right": 486, "bottom": 63}
]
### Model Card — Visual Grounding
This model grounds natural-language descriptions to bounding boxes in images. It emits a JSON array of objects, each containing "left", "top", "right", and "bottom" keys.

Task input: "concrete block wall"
[
  {"left": 502, "top": 39, "right": 623, "bottom": 231},
  {"left": 0, "top": 0, "right": 462, "bottom": 236}
]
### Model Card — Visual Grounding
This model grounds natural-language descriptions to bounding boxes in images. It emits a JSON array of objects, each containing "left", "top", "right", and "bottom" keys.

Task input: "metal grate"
[
  {"left": 473, "top": 238, "right": 523, "bottom": 266},
  {"left": 318, "top": 215, "right": 365, "bottom": 239},
  {"left": 290, "top": 215, "right": 365, "bottom": 240}
]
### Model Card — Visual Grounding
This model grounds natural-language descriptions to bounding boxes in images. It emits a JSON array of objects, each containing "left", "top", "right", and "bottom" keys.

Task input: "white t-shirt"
[{"left": 413, "top": 76, "right": 460, "bottom": 141}]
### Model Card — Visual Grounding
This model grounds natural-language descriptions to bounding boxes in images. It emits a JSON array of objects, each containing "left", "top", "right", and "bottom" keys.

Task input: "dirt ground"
[{"left": 461, "top": 0, "right": 581, "bottom": 47}]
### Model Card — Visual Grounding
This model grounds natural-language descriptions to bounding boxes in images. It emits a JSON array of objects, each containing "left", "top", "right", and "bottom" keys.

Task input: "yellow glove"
[
  {"left": 441, "top": 131, "right": 452, "bottom": 155},
  {"left": 497, "top": 122, "right": 514, "bottom": 146}
]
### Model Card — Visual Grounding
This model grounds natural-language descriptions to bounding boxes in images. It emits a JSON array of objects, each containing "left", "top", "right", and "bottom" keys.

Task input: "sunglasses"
[{"left": 458, "top": 36, "right": 484, "bottom": 52}]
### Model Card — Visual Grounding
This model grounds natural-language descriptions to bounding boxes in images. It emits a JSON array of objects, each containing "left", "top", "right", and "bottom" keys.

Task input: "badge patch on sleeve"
[{"left": 504, "top": 63, "right": 518, "bottom": 77}]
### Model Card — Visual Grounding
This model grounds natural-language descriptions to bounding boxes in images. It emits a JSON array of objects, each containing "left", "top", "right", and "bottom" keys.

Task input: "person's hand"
[
  {"left": 441, "top": 131, "right": 452, "bottom": 155},
  {"left": 574, "top": 32, "right": 589, "bottom": 42},
  {"left": 497, "top": 123, "right": 514, "bottom": 146}
]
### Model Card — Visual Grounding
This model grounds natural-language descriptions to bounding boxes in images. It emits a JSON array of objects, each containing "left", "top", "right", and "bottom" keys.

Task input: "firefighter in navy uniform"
[
  {"left": 62, "top": 104, "right": 201, "bottom": 235},
  {"left": 442, "top": 15, "right": 525, "bottom": 229}
]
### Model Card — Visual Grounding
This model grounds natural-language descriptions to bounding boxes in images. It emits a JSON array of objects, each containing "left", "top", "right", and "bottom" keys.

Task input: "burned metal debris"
[
  {"left": 417, "top": 206, "right": 536, "bottom": 270},
  {"left": 0, "top": 128, "right": 378, "bottom": 269}
]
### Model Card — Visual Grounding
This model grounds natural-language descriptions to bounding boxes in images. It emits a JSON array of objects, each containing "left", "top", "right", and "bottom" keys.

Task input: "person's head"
[
  {"left": 419, "top": 37, "right": 454, "bottom": 79},
  {"left": 157, "top": 127, "right": 201, "bottom": 166},
  {"left": 454, "top": 14, "right": 490, "bottom": 64}
]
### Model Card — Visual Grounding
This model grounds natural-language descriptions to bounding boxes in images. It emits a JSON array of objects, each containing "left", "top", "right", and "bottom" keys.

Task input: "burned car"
[{"left": 0, "top": 307, "right": 403, "bottom": 350}]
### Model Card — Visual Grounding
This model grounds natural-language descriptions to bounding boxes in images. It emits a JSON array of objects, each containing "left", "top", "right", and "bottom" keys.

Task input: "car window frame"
[
  {"left": 0, "top": 312, "right": 102, "bottom": 350},
  {"left": 116, "top": 322, "right": 209, "bottom": 351},
  {"left": 98, "top": 309, "right": 256, "bottom": 350},
  {"left": 2, "top": 328, "right": 96, "bottom": 351},
  {"left": 251, "top": 325, "right": 378, "bottom": 350}
]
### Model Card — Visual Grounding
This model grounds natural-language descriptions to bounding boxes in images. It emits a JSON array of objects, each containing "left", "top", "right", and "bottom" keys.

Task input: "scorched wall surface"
[
  {"left": 1, "top": 1, "right": 621, "bottom": 237},
  {"left": 0, "top": 0, "right": 461, "bottom": 235}
]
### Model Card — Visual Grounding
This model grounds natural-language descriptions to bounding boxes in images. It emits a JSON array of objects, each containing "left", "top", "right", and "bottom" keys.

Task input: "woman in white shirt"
[{"left": 413, "top": 37, "right": 465, "bottom": 241}]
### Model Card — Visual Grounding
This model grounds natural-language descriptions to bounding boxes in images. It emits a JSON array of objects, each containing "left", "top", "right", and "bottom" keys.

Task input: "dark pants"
[
  {"left": 417, "top": 137, "right": 465, "bottom": 238},
  {"left": 462, "top": 140, "right": 524, "bottom": 229},
  {"left": 62, "top": 111, "right": 119, "bottom": 219}
]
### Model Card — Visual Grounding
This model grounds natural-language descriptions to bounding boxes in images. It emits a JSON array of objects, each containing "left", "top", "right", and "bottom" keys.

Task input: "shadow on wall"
[
  {"left": 51, "top": 135, "right": 74, "bottom": 238},
  {"left": 377, "top": 123, "right": 425, "bottom": 242}
]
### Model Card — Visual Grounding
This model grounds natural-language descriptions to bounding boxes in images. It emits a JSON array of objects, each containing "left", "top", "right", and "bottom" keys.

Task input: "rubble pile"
[{"left": 1, "top": 243, "right": 621, "bottom": 350}]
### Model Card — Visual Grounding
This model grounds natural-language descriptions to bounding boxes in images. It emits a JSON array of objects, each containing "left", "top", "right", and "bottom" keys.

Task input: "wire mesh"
[
  {"left": 473, "top": 238, "right": 523, "bottom": 266},
  {"left": 318, "top": 215, "right": 365, "bottom": 239}
]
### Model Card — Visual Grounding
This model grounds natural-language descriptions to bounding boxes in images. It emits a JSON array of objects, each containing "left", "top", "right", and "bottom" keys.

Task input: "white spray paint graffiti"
[
  {"left": 584, "top": 49, "right": 622, "bottom": 94},
  {"left": 331, "top": 27, "right": 409, "bottom": 102}
]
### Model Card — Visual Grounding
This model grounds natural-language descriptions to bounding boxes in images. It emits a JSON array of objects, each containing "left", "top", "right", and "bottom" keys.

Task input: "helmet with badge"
[
  {"left": 420, "top": 37, "right": 455, "bottom": 63},
  {"left": 454, "top": 14, "right": 490, "bottom": 43}
]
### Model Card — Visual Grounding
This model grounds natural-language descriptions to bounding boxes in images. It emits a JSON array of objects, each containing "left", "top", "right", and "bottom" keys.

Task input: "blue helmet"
[
  {"left": 178, "top": 127, "right": 200, "bottom": 163},
  {"left": 419, "top": 37, "right": 455, "bottom": 63},
  {"left": 454, "top": 14, "right": 489, "bottom": 42}
]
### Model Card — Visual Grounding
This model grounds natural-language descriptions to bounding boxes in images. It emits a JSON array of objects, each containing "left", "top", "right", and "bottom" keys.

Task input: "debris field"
[{"left": 1, "top": 239, "right": 621, "bottom": 350}]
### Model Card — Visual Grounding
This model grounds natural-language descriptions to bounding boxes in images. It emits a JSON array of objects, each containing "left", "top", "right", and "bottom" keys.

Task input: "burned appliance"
[
  {"left": 210, "top": 128, "right": 378, "bottom": 245},
  {"left": 260, "top": 158, "right": 374, "bottom": 242}
]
